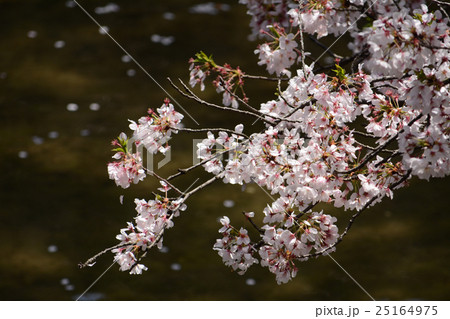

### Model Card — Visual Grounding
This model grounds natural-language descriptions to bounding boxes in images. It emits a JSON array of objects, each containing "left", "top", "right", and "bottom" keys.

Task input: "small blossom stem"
[
  {"left": 146, "top": 170, "right": 185, "bottom": 196},
  {"left": 217, "top": 76, "right": 261, "bottom": 114},
  {"left": 128, "top": 213, "right": 175, "bottom": 273}
]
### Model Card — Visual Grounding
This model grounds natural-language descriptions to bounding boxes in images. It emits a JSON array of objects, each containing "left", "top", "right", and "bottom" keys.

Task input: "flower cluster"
[
  {"left": 112, "top": 184, "right": 187, "bottom": 274},
  {"left": 214, "top": 210, "right": 338, "bottom": 284},
  {"left": 189, "top": 51, "right": 247, "bottom": 108},
  {"left": 213, "top": 216, "right": 259, "bottom": 275},
  {"left": 129, "top": 99, "right": 184, "bottom": 154},
  {"left": 254, "top": 28, "right": 298, "bottom": 77},
  {"left": 107, "top": 133, "right": 146, "bottom": 189},
  {"left": 239, "top": 0, "right": 292, "bottom": 40},
  {"left": 354, "top": 4, "right": 449, "bottom": 78}
]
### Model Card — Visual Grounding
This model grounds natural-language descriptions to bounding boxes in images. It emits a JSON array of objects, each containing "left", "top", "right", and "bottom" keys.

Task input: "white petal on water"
[
  {"left": 32, "top": 136, "right": 44, "bottom": 145},
  {"left": 245, "top": 278, "right": 256, "bottom": 286},
  {"left": 151, "top": 34, "right": 161, "bottom": 43},
  {"left": 18, "top": 151, "right": 28, "bottom": 159},
  {"left": 223, "top": 199, "right": 235, "bottom": 208},
  {"left": 94, "top": 3, "right": 120, "bottom": 15},
  {"left": 121, "top": 55, "right": 131, "bottom": 63},
  {"left": 159, "top": 246, "right": 169, "bottom": 253},
  {"left": 65, "top": 1, "right": 76, "bottom": 8},
  {"left": 48, "top": 131, "right": 59, "bottom": 139},
  {"left": 80, "top": 129, "right": 91, "bottom": 137},
  {"left": 89, "top": 103, "right": 101, "bottom": 111},
  {"left": 27, "top": 30, "right": 38, "bottom": 38},
  {"left": 48, "top": 245, "right": 58, "bottom": 253},
  {"left": 160, "top": 36, "right": 175, "bottom": 46},
  {"left": 54, "top": 40, "right": 65, "bottom": 49},
  {"left": 66, "top": 103, "right": 78, "bottom": 112},
  {"left": 99, "top": 26, "right": 109, "bottom": 35},
  {"left": 170, "top": 263, "right": 181, "bottom": 271},
  {"left": 65, "top": 284, "right": 75, "bottom": 291},
  {"left": 60, "top": 278, "right": 70, "bottom": 286},
  {"left": 163, "top": 12, "right": 175, "bottom": 20},
  {"left": 151, "top": 34, "right": 175, "bottom": 46},
  {"left": 189, "top": 3, "right": 230, "bottom": 15}
]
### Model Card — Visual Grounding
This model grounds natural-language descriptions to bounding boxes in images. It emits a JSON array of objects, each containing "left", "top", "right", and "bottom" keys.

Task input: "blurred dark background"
[{"left": 0, "top": 0, "right": 449, "bottom": 300}]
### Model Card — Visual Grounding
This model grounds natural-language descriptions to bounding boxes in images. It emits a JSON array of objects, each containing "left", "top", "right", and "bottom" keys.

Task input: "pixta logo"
[{"left": 126, "top": 136, "right": 172, "bottom": 171}]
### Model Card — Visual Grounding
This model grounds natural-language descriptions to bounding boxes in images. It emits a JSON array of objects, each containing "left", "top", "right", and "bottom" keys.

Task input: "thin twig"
[
  {"left": 79, "top": 243, "right": 129, "bottom": 269},
  {"left": 336, "top": 114, "right": 423, "bottom": 175},
  {"left": 430, "top": 0, "right": 450, "bottom": 6},
  {"left": 243, "top": 212, "right": 264, "bottom": 234},
  {"left": 217, "top": 76, "right": 261, "bottom": 114},
  {"left": 147, "top": 170, "right": 185, "bottom": 195},
  {"left": 308, "top": 35, "right": 343, "bottom": 60},
  {"left": 176, "top": 126, "right": 249, "bottom": 139},
  {"left": 242, "top": 74, "right": 289, "bottom": 81},
  {"left": 168, "top": 77, "right": 276, "bottom": 125}
]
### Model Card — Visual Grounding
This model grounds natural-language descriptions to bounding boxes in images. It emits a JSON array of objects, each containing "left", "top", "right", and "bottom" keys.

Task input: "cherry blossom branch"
[
  {"left": 146, "top": 170, "right": 185, "bottom": 196},
  {"left": 303, "top": 169, "right": 413, "bottom": 260},
  {"left": 430, "top": 0, "right": 450, "bottom": 6},
  {"left": 183, "top": 176, "right": 219, "bottom": 199},
  {"left": 127, "top": 176, "right": 219, "bottom": 271},
  {"left": 337, "top": 114, "right": 423, "bottom": 175},
  {"left": 217, "top": 76, "right": 261, "bottom": 114},
  {"left": 175, "top": 126, "right": 249, "bottom": 139},
  {"left": 168, "top": 77, "right": 276, "bottom": 125},
  {"left": 79, "top": 243, "right": 129, "bottom": 268},
  {"left": 241, "top": 74, "right": 289, "bottom": 81}
]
